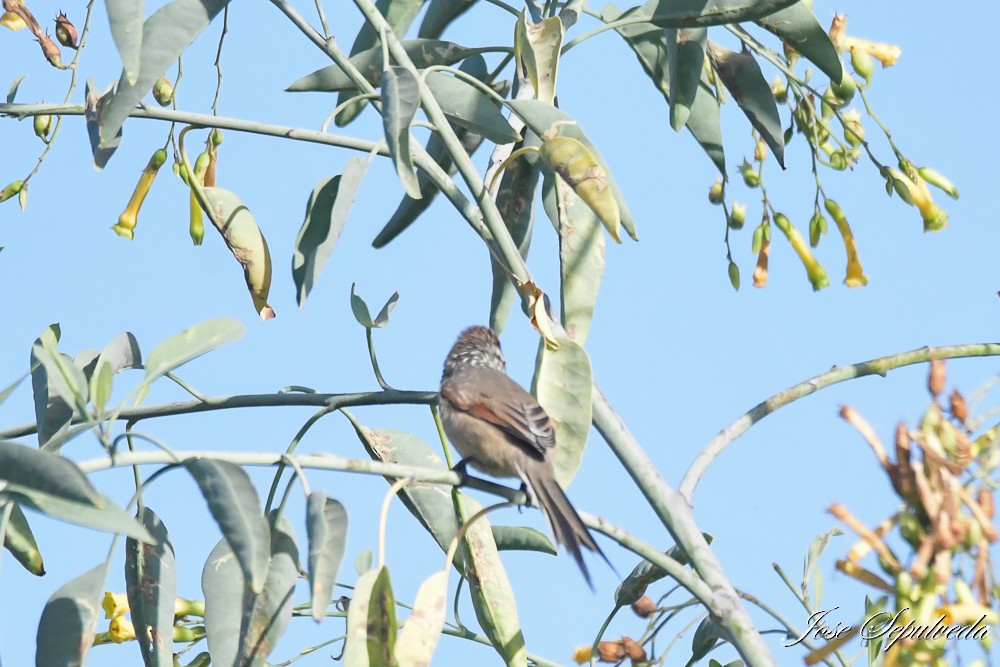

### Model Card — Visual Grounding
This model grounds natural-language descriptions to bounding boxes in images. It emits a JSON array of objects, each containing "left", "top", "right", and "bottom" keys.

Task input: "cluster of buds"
[
  {"left": 884, "top": 159, "right": 958, "bottom": 232},
  {"left": 824, "top": 360, "right": 998, "bottom": 664},
  {"left": 95, "top": 592, "right": 206, "bottom": 647},
  {"left": 573, "top": 636, "right": 648, "bottom": 665}
]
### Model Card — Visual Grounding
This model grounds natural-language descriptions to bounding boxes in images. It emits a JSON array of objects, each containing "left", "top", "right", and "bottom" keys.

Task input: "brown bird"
[{"left": 438, "top": 325, "right": 606, "bottom": 586}]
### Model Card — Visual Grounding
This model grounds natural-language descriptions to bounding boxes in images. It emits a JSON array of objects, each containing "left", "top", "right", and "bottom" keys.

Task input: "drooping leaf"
[
  {"left": 99, "top": 0, "right": 233, "bottom": 145},
  {"left": 755, "top": 2, "right": 843, "bottom": 84},
  {"left": 367, "top": 566, "right": 398, "bottom": 667},
  {"left": 374, "top": 292, "right": 400, "bottom": 328},
  {"left": 0, "top": 440, "right": 102, "bottom": 506},
  {"left": 96, "top": 332, "right": 143, "bottom": 376},
  {"left": 7, "top": 75, "right": 25, "bottom": 104},
  {"left": 342, "top": 568, "right": 378, "bottom": 667},
  {"left": 305, "top": 492, "right": 348, "bottom": 622},
  {"left": 489, "top": 134, "right": 540, "bottom": 334},
  {"left": 31, "top": 341, "right": 88, "bottom": 413},
  {"left": 240, "top": 512, "right": 299, "bottom": 667},
  {"left": 666, "top": 26, "right": 707, "bottom": 130},
  {"left": 689, "top": 616, "right": 724, "bottom": 664},
  {"left": 183, "top": 458, "right": 269, "bottom": 593},
  {"left": 35, "top": 563, "right": 108, "bottom": 667},
  {"left": 514, "top": 13, "right": 563, "bottom": 104},
  {"left": 382, "top": 66, "right": 423, "bottom": 199},
  {"left": 350, "top": 283, "right": 376, "bottom": 329},
  {"left": 201, "top": 538, "right": 244, "bottom": 667},
  {"left": 9, "top": 482, "right": 153, "bottom": 543},
  {"left": 708, "top": 42, "right": 785, "bottom": 167},
  {"left": 104, "top": 0, "right": 146, "bottom": 86},
  {"left": 508, "top": 99, "right": 637, "bottom": 241},
  {"left": 425, "top": 72, "right": 520, "bottom": 144},
  {"left": 418, "top": 0, "right": 479, "bottom": 38},
  {"left": 293, "top": 158, "right": 369, "bottom": 307},
  {"left": 373, "top": 56, "right": 498, "bottom": 248},
  {"left": 394, "top": 570, "right": 448, "bottom": 667},
  {"left": 642, "top": 0, "right": 799, "bottom": 27},
  {"left": 334, "top": 0, "right": 428, "bottom": 125},
  {"left": 602, "top": 5, "right": 724, "bottom": 173},
  {"left": 85, "top": 78, "right": 121, "bottom": 170},
  {"left": 492, "top": 525, "right": 556, "bottom": 555},
  {"left": 201, "top": 188, "right": 275, "bottom": 319},
  {"left": 135, "top": 317, "right": 244, "bottom": 404},
  {"left": 530, "top": 336, "right": 593, "bottom": 486},
  {"left": 125, "top": 507, "right": 176, "bottom": 667},
  {"left": 0, "top": 372, "right": 26, "bottom": 410},
  {"left": 2, "top": 502, "right": 45, "bottom": 575},
  {"left": 29, "top": 324, "right": 72, "bottom": 450},
  {"left": 541, "top": 174, "right": 605, "bottom": 345},
  {"left": 287, "top": 40, "right": 478, "bottom": 93}
]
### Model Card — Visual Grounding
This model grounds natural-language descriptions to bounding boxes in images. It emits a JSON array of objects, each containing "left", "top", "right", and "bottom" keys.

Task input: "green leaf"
[
  {"left": 489, "top": 135, "right": 540, "bottom": 334},
  {"left": 135, "top": 317, "right": 244, "bottom": 404},
  {"left": 343, "top": 568, "right": 378, "bottom": 667},
  {"left": 601, "top": 5, "right": 725, "bottom": 174},
  {"left": 426, "top": 72, "right": 520, "bottom": 144},
  {"left": 508, "top": 99, "right": 637, "bottom": 241},
  {"left": 0, "top": 440, "right": 102, "bottom": 506},
  {"left": 351, "top": 283, "right": 376, "bottom": 328},
  {"left": 334, "top": 0, "right": 428, "bottom": 125},
  {"left": 643, "top": 0, "right": 799, "bottom": 27},
  {"left": 530, "top": 337, "right": 593, "bottom": 487},
  {"left": 708, "top": 43, "right": 785, "bottom": 167},
  {"left": 355, "top": 549, "right": 374, "bottom": 576},
  {"left": 7, "top": 75, "right": 25, "bottom": 104},
  {"left": 492, "top": 525, "right": 556, "bottom": 555},
  {"left": 293, "top": 158, "right": 369, "bottom": 308},
  {"left": 201, "top": 538, "right": 244, "bottom": 667},
  {"left": 373, "top": 56, "right": 498, "bottom": 249},
  {"left": 29, "top": 324, "right": 72, "bottom": 450},
  {"left": 418, "top": 0, "right": 479, "bottom": 38},
  {"left": 0, "top": 372, "right": 26, "bottom": 410},
  {"left": 85, "top": 78, "right": 121, "bottom": 171},
  {"left": 614, "top": 533, "right": 713, "bottom": 605},
  {"left": 395, "top": 570, "right": 448, "bottom": 667},
  {"left": 90, "top": 362, "right": 113, "bottom": 415},
  {"left": 667, "top": 27, "right": 708, "bottom": 130},
  {"left": 542, "top": 174, "right": 605, "bottom": 345},
  {"left": 241, "top": 512, "right": 299, "bottom": 667},
  {"left": 688, "top": 616, "right": 723, "bottom": 665},
  {"left": 183, "top": 458, "right": 269, "bottom": 594},
  {"left": 367, "top": 566, "right": 398, "bottom": 667},
  {"left": 374, "top": 292, "right": 400, "bottom": 328},
  {"left": 125, "top": 507, "right": 176, "bottom": 667},
  {"left": 382, "top": 66, "right": 423, "bottom": 200},
  {"left": 755, "top": 2, "right": 843, "bottom": 84},
  {"left": 287, "top": 40, "right": 478, "bottom": 93},
  {"left": 306, "top": 492, "right": 349, "bottom": 622},
  {"left": 105, "top": 0, "right": 146, "bottom": 86},
  {"left": 201, "top": 187, "right": 275, "bottom": 319},
  {"left": 2, "top": 502, "right": 45, "bottom": 576},
  {"left": 35, "top": 563, "right": 108, "bottom": 667},
  {"left": 97, "top": 331, "right": 143, "bottom": 376},
  {"left": 99, "top": 0, "right": 233, "bottom": 146}
]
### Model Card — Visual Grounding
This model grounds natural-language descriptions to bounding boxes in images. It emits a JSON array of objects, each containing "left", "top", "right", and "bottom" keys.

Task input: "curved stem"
[{"left": 680, "top": 343, "right": 1000, "bottom": 500}]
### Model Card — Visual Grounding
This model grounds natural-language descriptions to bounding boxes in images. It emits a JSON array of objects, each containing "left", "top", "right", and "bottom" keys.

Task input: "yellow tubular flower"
[
  {"left": 824, "top": 199, "right": 868, "bottom": 287},
  {"left": 113, "top": 149, "right": 168, "bottom": 239},
  {"left": 108, "top": 616, "right": 136, "bottom": 643},
  {"left": 888, "top": 168, "right": 948, "bottom": 232},
  {"left": 102, "top": 592, "right": 129, "bottom": 619},
  {"left": 773, "top": 213, "right": 829, "bottom": 291}
]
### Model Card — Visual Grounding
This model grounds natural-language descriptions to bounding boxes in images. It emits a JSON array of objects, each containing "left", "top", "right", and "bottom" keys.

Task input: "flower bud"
[
  {"left": 17, "top": 181, "right": 28, "bottom": 210},
  {"left": 751, "top": 221, "right": 764, "bottom": 254},
  {"left": 739, "top": 160, "right": 759, "bottom": 188},
  {"left": 728, "top": 201, "right": 747, "bottom": 230},
  {"left": 571, "top": 645, "right": 592, "bottom": 664},
  {"left": 825, "top": 198, "right": 867, "bottom": 287},
  {"left": 753, "top": 235, "right": 769, "bottom": 288},
  {"left": 851, "top": 48, "right": 875, "bottom": 82},
  {"left": 0, "top": 180, "right": 24, "bottom": 203},
  {"left": 54, "top": 12, "right": 78, "bottom": 49},
  {"left": 917, "top": 166, "right": 959, "bottom": 200},
  {"left": 809, "top": 210, "right": 826, "bottom": 248},
  {"left": 708, "top": 178, "right": 724, "bottom": 204},
  {"left": 949, "top": 389, "right": 968, "bottom": 424},
  {"left": 754, "top": 138, "right": 767, "bottom": 162},
  {"left": 728, "top": 260, "right": 740, "bottom": 291},
  {"left": 152, "top": 77, "right": 174, "bottom": 106},
  {"left": 928, "top": 359, "right": 946, "bottom": 397},
  {"left": 774, "top": 212, "right": 829, "bottom": 291},
  {"left": 33, "top": 114, "right": 51, "bottom": 140},
  {"left": 210, "top": 129, "right": 224, "bottom": 146},
  {"left": 843, "top": 109, "right": 865, "bottom": 147},
  {"left": 830, "top": 72, "right": 856, "bottom": 105},
  {"left": 771, "top": 75, "right": 787, "bottom": 104},
  {"left": 828, "top": 149, "right": 848, "bottom": 171}
]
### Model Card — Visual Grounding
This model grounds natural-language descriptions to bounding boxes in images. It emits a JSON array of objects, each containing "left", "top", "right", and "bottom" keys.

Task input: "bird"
[{"left": 438, "top": 325, "right": 607, "bottom": 586}]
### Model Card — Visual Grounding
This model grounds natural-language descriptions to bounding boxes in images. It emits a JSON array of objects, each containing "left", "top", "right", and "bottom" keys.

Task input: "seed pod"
[
  {"left": 630, "top": 596, "right": 657, "bottom": 618},
  {"left": 917, "top": 166, "right": 959, "bottom": 200},
  {"left": 851, "top": 48, "right": 874, "bottom": 82},
  {"left": 596, "top": 641, "right": 625, "bottom": 662},
  {"left": 728, "top": 261, "right": 740, "bottom": 291},
  {"left": 54, "top": 12, "right": 78, "bottom": 48},
  {"left": 0, "top": 180, "right": 24, "bottom": 203},
  {"left": 949, "top": 389, "right": 968, "bottom": 424},
  {"left": 539, "top": 136, "right": 621, "bottom": 242},
  {"left": 112, "top": 148, "right": 168, "bottom": 239},
  {"left": 33, "top": 114, "right": 51, "bottom": 140},
  {"left": 38, "top": 35, "right": 64, "bottom": 68},
  {"left": 620, "top": 637, "right": 646, "bottom": 661},
  {"left": 928, "top": 359, "right": 946, "bottom": 397},
  {"left": 152, "top": 77, "right": 174, "bottom": 106},
  {"left": 189, "top": 191, "right": 205, "bottom": 245},
  {"left": 708, "top": 179, "right": 724, "bottom": 204}
]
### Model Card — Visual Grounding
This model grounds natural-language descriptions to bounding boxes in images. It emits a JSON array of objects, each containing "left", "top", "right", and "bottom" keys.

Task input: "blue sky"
[{"left": 1, "top": 1, "right": 997, "bottom": 666}]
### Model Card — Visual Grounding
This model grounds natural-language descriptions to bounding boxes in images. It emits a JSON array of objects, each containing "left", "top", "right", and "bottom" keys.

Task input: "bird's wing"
[{"left": 440, "top": 368, "right": 556, "bottom": 457}]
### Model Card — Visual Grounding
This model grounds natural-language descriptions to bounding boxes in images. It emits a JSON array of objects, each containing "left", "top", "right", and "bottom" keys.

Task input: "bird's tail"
[{"left": 521, "top": 462, "right": 608, "bottom": 588}]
